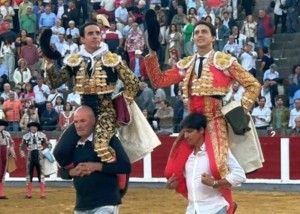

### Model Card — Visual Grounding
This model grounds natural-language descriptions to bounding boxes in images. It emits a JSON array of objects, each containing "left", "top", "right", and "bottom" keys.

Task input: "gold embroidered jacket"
[{"left": 45, "top": 52, "right": 139, "bottom": 101}]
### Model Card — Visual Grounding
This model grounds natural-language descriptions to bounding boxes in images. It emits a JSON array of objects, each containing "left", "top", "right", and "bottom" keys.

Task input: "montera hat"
[
  {"left": 145, "top": 9, "right": 161, "bottom": 51},
  {"left": 40, "top": 28, "right": 62, "bottom": 60},
  {"left": 27, "top": 122, "right": 42, "bottom": 131},
  {"left": 0, "top": 119, "right": 8, "bottom": 127}
]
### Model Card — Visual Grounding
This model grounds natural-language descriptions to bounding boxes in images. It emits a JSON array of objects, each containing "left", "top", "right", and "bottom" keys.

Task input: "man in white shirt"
[
  {"left": 33, "top": 76, "right": 50, "bottom": 117},
  {"left": 115, "top": 1, "right": 128, "bottom": 33},
  {"left": 61, "top": 34, "right": 79, "bottom": 57},
  {"left": 223, "top": 81, "right": 245, "bottom": 105},
  {"left": 238, "top": 42, "right": 258, "bottom": 77},
  {"left": 252, "top": 96, "right": 272, "bottom": 129},
  {"left": 66, "top": 86, "right": 81, "bottom": 110},
  {"left": 289, "top": 99, "right": 300, "bottom": 129},
  {"left": 166, "top": 113, "right": 246, "bottom": 214}
]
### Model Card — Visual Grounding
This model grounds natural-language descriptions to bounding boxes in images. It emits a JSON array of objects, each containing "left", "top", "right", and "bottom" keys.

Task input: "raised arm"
[{"left": 44, "top": 60, "right": 72, "bottom": 89}]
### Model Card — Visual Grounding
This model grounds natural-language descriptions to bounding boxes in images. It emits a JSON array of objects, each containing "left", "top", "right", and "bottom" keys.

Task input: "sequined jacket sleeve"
[
  {"left": 144, "top": 54, "right": 184, "bottom": 88},
  {"left": 227, "top": 61, "right": 261, "bottom": 111},
  {"left": 44, "top": 62, "right": 71, "bottom": 89},
  {"left": 116, "top": 62, "right": 140, "bottom": 100}
]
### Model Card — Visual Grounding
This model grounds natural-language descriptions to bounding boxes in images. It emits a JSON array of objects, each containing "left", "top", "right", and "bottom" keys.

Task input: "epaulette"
[
  {"left": 213, "top": 51, "right": 236, "bottom": 70},
  {"left": 102, "top": 51, "right": 121, "bottom": 67},
  {"left": 23, "top": 133, "right": 31, "bottom": 140},
  {"left": 64, "top": 53, "right": 82, "bottom": 67},
  {"left": 176, "top": 56, "right": 194, "bottom": 70},
  {"left": 37, "top": 132, "right": 46, "bottom": 139}
]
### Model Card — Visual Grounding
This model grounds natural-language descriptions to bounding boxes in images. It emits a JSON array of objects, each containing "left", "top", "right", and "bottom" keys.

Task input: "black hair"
[
  {"left": 193, "top": 20, "right": 216, "bottom": 37},
  {"left": 79, "top": 22, "right": 98, "bottom": 38},
  {"left": 181, "top": 113, "right": 207, "bottom": 130}
]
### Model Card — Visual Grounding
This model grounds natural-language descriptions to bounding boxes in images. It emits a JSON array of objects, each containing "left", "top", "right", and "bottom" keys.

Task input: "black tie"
[
  {"left": 197, "top": 57, "right": 205, "bottom": 78},
  {"left": 33, "top": 135, "right": 37, "bottom": 144}
]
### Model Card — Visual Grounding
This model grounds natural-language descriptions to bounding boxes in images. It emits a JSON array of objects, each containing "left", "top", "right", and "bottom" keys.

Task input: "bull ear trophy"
[
  {"left": 40, "top": 28, "right": 62, "bottom": 60},
  {"left": 145, "top": 9, "right": 161, "bottom": 52}
]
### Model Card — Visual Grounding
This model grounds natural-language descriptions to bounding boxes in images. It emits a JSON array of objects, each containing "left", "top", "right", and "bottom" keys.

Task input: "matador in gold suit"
[{"left": 46, "top": 43, "right": 139, "bottom": 167}]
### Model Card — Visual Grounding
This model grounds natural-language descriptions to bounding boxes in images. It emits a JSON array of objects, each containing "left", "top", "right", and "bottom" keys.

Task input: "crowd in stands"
[{"left": 0, "top": 0, "right": 299, "bottom": 136}]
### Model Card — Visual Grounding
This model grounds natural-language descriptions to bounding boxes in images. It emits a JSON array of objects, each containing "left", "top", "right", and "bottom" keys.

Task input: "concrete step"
[
  {"left": 271, "top": 40, "right": 300, "bottom": 49},
  {"left": 273, "top": 32, "right": 300, "bottom": 41}
]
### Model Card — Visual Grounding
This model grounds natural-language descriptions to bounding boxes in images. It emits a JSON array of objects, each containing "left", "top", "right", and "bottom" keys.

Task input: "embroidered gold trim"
[
  {"left": 102, "top": 52, "right": 121, "bottom": 67},
  {"left": 64, "top": 53, "right": 82, "bottom": 67},
  {"left": 177, "top": 55, "right": 194, "bottom": 69},
  {"left": 213, "top": 52, "right": 235, "bottom": 70}
]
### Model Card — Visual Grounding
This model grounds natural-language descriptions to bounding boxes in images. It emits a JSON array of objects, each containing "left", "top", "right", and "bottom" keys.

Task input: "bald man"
[{"left": 58, "top": 106, "right": 131, "bottom": 214}]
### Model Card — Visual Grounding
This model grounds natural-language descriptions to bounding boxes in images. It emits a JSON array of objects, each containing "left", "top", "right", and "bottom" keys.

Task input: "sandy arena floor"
[{"left": 0, "top": 187, "right": 299, "bottom": 214}]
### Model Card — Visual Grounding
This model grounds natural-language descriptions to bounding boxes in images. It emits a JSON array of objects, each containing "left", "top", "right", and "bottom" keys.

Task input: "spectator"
[
  {"left": 256, "top": 10, "right": 274, "bottom": 58},
  {"left": 182, "top": 16, "right": 195, "bottom": 56},
  {"left": 15, "top": 29, "right": 30, "bottom": 58},
  {"left": 221, "top": 10, "right": 236, "bottom": 31},
  {"left": 261, "top": 79, "right": 273, "bottom": 109},
  {"left": 289, "top": 99, "right": 300, "bottom": 128},
  {"left": 291, "top": 64, "right": 300, "bottom": 85},
  {"left": 115, "top": 0, "right": 129, "bottom": 33},
  {"left": 136, "top": 82, "right": 155, "bottom": 115},
  {"left": 19, "top": 37, "right": 40, "bottom": 72},
  {"left": 20, "top": 6, "right": 36, "bottom": 39},
  {"left": 1, "top": 83, "right": 18, "bottom": 101},
  {"left": 95, "top": 14, "right": 110, "bottom": 39},
  {"left": 171, "top": 5, "right": 187, "bottom": 32},
  {"left": 274, "top": 0, "right": 287, "bottom": 33},
  {"left": 40, "top": 101, "right": 58, "bottom": 131},
  {"left": 223, "top": 81, "right": 245, "bottom": 105},
  {"left": 167, "top": 0, "right": 179, "bottom": 26},
  {"left": 32, "top": 0, "right": 45, "bottom": 30},
  {"left": 271, "top": 96, "right": 290, "bottom": 131},
  {"left": 33, "top": 76, "right": 50, "bottom": 117},
  {"left": 142, "top": 108, "right": 157, "bottom": 130},
  {"left": 153, "top": 87, "right": 166, "bottom": 114},
  {"left": 260, "top": 47, "right": 275, "bottom": 73},
  {"left": 38, "top": 5, "right": 56, "bottom": 29},
  {"left": 66, "top": 86, "right": 81, "bottom": 110},
  {"left": 61, "top": 1, "right": 79, "bottom": 28},
  {"left": 122, "top": 16, "right": 134, "bottom": 38},
  {"left": 50, "top": 19, "right": 65, "bottom": 45},
  {"left": 53, "top": 95, "right": 64, "bottom": 115},
  {"left": 154, "top": 5, "right": 167, "bottom": 45},
  {"left": 2, "top": 40, "right": 15, "bottom": 81},
  {"left": 124, "top": 22, "right": 144, "bottom": 60},
  {"left": 128, "top": 0, "right": 146, "bottom": 31},
  {"left": 58, "top": 102, "right": 74, "bottom": 131},
  {"left": 286, "top": 0, "right": 298, "bottom": 33},
  {"left": 54, "top": 0, "right": 67, "bottom": 20},
  {"left": 231, "top": 25, "right": 247, "bottom": 51},
  {"left": 47, "top": 88, "right": 63, "bottom": 107},
  {"left": 19, "top": 104, "right": 40, "bottom": 132},
  {"left": 290, "top": 116, "right": 300, "bottom": 136},
  {"left": 154, "top": 99, "right": 174, "bottom": 135},
  {"left": 223, "top": 35, "right": 239, "bottom": 57},
  {"left": 3, "top": 91, "right": 22, "bottom": 131},
  {"left": 252, "top": 96, "right": 272, "bottom": 129},
  {"left": 264, "top": 64, "right": 280, "bottom": 107},
  {"left": 187, "top": 7, "right": 199, "bottom": 25},
  {"left": 214, "top": 16, "right": 230, "bottom": 51},
  {"left": 18, "top": 0, "right": 33, "bottom": 19},
  {"left": 0, "top": 55, "right": 9, "bottom": 92},
  {"left": 65, "top": 20, "right": 80, "bottom": 44},
  {"left": 19, "top": 82, "right": 35, "bottom": 111},
  {"left": 104, "top": 22, "right": 123, "bottom": 53},
  {"left": 129, "top": 49, "right": 147, "bottom": 81},
  {"left": 238, "top": 42, "right": 258, "bottom": 77},
  {"left": 61, "top": 34, "right": 79, "bottom": 58},
  {"left": 75, "top": 0, "right": 88, "bottom": 25},
  {"left": 165, "top": 24, "right": 182, "bottom": 65},
  {"left": 28, "top": 70, "right": 39, "bottom": 88},
  {"left": 99, "top": 0, "right": 115, "bottom": 22},
  {"left": 13, "top": 58, "right": 32, "bottom": 90},
  {"left": 241, "top": 15, "right": 257, "bottom": 41}
]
